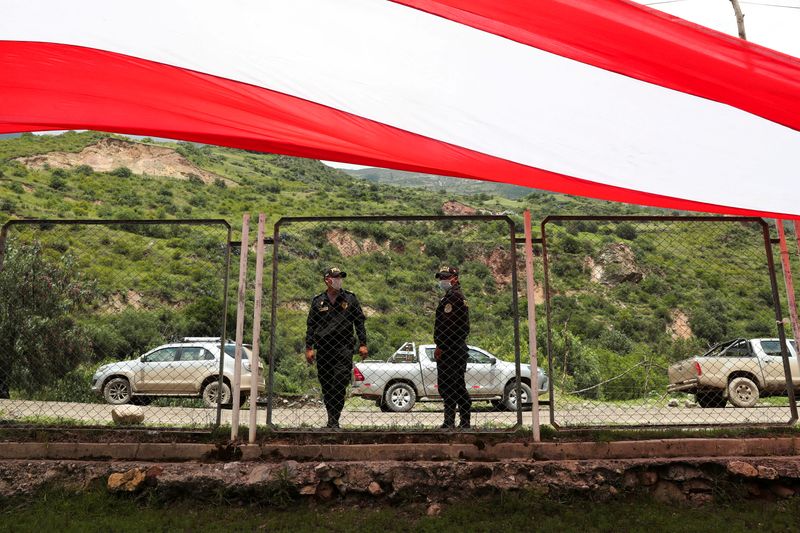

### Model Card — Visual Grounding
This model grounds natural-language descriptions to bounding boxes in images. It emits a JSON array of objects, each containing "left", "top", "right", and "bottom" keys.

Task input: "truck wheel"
[
  {"left": 103, "top": 377, "right": 131, "bottom": 405},
  {"left": 383, "top": 382, "right": 416, "bottom": 412},
  {"left": 202, "top": 381, "right": 231, "bottom": 408},
  {"left": 696, "top": 390, "right": 727, "bottom": 408},
  {"left": 503, "top": 382, "right": 532, "bottom": 411},
  {"left": 727, "top": 377, "right": 759, "bottom": 408}
]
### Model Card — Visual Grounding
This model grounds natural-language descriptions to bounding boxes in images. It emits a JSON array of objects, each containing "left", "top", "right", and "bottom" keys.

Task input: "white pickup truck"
[
  {"left": 667, "top": 338, "right": 799, "bottom": 408},
  {"left": 352, "top": 342, "right": 548, "bottom": 412}
]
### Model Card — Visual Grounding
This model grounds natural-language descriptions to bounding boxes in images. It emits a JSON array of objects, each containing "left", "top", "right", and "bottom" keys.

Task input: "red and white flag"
[{"left": 2, "top": 0, "right": 800, "bottom": 217}]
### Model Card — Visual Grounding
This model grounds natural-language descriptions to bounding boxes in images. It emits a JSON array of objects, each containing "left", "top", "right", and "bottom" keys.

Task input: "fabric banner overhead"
[{"left": 2, "top": 0, "right": 800, "bottom": 218}]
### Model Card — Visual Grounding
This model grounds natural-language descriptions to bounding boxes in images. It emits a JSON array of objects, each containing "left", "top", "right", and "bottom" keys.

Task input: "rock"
[
  {"left": 684, "top": 400, "right": 696, "bottom": 408},
  {"left": 426, "top": 503, "right": 443, "bottom": 517},
  {"left": 682, "top": 480, "right": 713, "bottom": 493},
  {"left": 145, "top": 466, "right": 163, "bottom": 483},
  {"left": 639, "top": 471, "right": 659, "bottom": 486},
  {"left": 248, "top": 465, "right": 271, "bottom": 484},
  {"left": 107, "top": 468, "right": 146, "bottom": 492},
  {"left": 595, "top": 243, "right": 643, "bottom": 285},
  {"left": 688, "top": 493, "right": 714, "bottom": 506},
  {"left": 757, "top": 466, "right": 778, "bottom": 480},
  {"left": 744, "top": 482, "right": 761, "bottom": 497},
  {"left": 299, "top": 484, "right": 317, "bottom": 496},
  {"left": 111, "top": 405, "right": 144, "bottom": 425},
  {"left": 662, "top": 465, "right": 703, "bottom": 482},
  {"left": 667, "top": 399, "right": 679, "bottom": 408},
  {"left": 727, "top": 461, "right": 758, "bottom": 478},
  {"left": 622, "top": 471, "right": 639, "bottom": 488},
  {"left": 771, "top": 484, "right": 795, "bottom": 498},
  {"left": 652, "top": 480, "right": 686, "bottom": 503},
  {"left": 315, "top": 482, "right": 336, "bottom": 501},
  {"left": 282, "top": 461, "right": 299, "bottom": 476},
  {"left": 368, "top": 481, "right": 383, "bottom": 496}
]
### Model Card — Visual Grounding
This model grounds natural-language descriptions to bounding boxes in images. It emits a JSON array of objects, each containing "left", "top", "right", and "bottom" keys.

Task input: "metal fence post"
[
  {"left": 216, "top": 224, "right": 233, "bottom": 428},
  {"left": 508, "top": 217, "right": 523, "bottom": 429},
  {"left": 523, "top": 210, "right": 541, "bottom": 441},
  {"left": 231, "top": 214, "right": 250, "bottom": 441},
  {"left": 249, "top": 214, "right": 266, "bottom": 443},
  {"left": 762, "top": 221, "right": 799, "bottom": 423},
  {"left": 776, "top": 220, "right": 800, "bottom": 368},
  {"left": 266, "top": 221, "right": 280, "bottom": 429}
]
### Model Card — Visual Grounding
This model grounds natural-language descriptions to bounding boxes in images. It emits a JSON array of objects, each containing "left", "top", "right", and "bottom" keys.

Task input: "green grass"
[{"left": 1, "top": 489, "right": 799, "bottom": 532}]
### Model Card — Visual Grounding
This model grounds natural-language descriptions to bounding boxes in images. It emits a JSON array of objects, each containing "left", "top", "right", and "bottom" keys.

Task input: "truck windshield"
[
  {"left": 760, "top": 340, "right": 797, "bottom": 356},
  {"left": 223, "top": 344, "right": 251, "bottom": 360}
]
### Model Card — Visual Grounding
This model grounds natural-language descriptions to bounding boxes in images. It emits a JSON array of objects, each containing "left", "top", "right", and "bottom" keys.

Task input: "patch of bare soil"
[
  {"left": 100, "top": 290, "right": 145, "bottom": 313},
  {"left": 15, "top": 138, "right": 233, "bottom": 185},
  {"left": 668, "top": 310, "right": 693, "bottom": 340},
  {"left": 441, "top": 200, "right": 477, "bottom": 216},
  {"left": 326, "top": 229, "right": 391, "bottom": 258}
]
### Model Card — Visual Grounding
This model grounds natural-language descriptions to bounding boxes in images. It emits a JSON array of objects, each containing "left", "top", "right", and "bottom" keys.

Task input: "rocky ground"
[{"left": 2, "top": 456, "right": 799, "bottom": 509}]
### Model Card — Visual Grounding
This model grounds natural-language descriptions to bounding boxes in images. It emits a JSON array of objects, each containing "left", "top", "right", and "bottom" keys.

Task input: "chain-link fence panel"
[
  {"left": 0, "top": 219, "right": 233, "bottom": 430},
  {"left": 541, "top": 216, "right": 798, "bottom": 429},
  {"left": 264, "top": 215, "right": 532, "bottom": 432}
]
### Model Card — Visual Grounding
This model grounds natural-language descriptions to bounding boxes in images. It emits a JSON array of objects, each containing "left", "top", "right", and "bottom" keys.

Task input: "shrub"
[
  {"left": 186, "top": 173, "right": 204, "bottom": 185},
  {"left": 49, "top": 176, "right": 67, "bottom": 190},
  {"left": 614, "top": 222, "right": 637, "bottom": 240},
  {"left": 110, "top": 166, "right": 133, "bottom": 178},
  {"left": 74, "top": 164, "right": 94, "bottom": 176}
]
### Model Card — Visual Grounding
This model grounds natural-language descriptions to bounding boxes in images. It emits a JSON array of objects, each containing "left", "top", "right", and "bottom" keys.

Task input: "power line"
[{"left": 741, "top": 1, "right": 800, "bottom": 9}]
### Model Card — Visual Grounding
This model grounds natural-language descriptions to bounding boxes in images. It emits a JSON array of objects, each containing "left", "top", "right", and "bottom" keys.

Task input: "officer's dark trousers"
[
  {"left": 316, "top": 347, "right": 352, "bottom": 425},
  {"left": 437, "top": 349, "right": 471, "bottom": 426}
]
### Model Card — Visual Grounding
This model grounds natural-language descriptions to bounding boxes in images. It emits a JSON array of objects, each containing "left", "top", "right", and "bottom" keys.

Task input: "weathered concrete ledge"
[{"left": 1, "top": 437, "right": 799, "bottom": 462}]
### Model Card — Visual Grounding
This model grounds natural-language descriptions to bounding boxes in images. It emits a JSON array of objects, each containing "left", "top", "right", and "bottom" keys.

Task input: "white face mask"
[
  {"left": 439, "top": 279, "right": 452, "bottom": 290},
  {"left": 330, "top": 277, "right": 343, "bottom": 290}
]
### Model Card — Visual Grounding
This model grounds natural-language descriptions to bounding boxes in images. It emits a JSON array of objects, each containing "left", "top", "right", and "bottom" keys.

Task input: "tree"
[{"left": 0, "top": 243, "right": 97, "bottom": 398}]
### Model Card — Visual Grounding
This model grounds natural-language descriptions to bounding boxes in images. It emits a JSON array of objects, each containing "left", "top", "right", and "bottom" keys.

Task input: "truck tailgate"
[{"left": 668, "top": 358, "right": 699, "bottom": 385}]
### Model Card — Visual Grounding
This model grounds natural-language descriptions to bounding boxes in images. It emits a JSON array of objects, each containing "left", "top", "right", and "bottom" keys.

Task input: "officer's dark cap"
[
  {"left": 435, "top": 266, "right": 459, "bottom": 279},
  {"left": 324, "top": 266, "right": 347, "bottom": 278}
]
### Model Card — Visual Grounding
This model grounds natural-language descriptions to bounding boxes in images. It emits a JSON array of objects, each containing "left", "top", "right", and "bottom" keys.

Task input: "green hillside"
[
  {"left": 346, "top": 167, "right": 535, "bottom": 199},
  {"left": 0, "top": 131, "right": 793, "bottom": 405}
]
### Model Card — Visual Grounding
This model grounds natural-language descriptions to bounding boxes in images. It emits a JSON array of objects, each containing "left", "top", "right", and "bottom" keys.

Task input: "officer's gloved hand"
[
  {"left": 358, "top": 345, "right": 369, "bottom": 360},
  {"left": 434, "top": 347, "right": 442, "bottom": 362},
  {"left": 305, "top": 348, "right": 315, "bottom": 365}
]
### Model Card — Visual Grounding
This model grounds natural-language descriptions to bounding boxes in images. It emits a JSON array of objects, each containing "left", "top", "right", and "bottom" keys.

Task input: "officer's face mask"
[
  {"left": 330, "top": 277, "right": 343, "bottom": 290},
  {"left": 438, "top": 279, "right": 452, "bottom": 291}
]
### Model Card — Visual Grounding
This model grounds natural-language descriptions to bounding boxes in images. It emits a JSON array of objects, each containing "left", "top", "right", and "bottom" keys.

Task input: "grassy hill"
[
  {"left": 346, "top": 167, "right": 535, "bottom": 199},
  {"left": 0, "top": 131, "right": 793, "bottom": 403}
]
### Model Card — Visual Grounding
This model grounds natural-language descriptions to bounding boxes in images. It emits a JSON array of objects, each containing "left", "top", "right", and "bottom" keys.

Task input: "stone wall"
[{"left": 2, "top": 457, "right": 798, "bottom": 507}]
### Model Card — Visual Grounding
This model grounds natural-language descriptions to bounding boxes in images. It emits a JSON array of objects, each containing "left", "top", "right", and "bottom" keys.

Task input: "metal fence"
[
  {"left": 541, "top": 216, "right": 798, "bottom": 429},
  {"left": 0, "top": 219, "right": 232, "bottom": 430},
  {"left": 264, "top": 215, "right": 530, "bottom": 432}
]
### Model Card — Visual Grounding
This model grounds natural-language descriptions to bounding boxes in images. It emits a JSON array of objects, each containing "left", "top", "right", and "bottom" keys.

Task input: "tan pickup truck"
[{"left": 667, "top": 338, "right": 799, "bottom": 408}]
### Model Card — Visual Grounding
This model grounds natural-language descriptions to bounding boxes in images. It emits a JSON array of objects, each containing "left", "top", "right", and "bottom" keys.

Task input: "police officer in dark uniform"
[
  {"left": 305, "top": 267, "right": 368, "bottom": 429},
  {"left": 433, "top": 266, "right": 471, "bottom": 429}
]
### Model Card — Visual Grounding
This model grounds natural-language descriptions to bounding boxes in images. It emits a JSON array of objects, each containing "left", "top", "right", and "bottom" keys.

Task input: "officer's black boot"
[
  {"left": 458, "top": 413, "right": 471, "bottom": 429},
  {"left": 440, "top": 404, "right": 456, "bottom": 429}
]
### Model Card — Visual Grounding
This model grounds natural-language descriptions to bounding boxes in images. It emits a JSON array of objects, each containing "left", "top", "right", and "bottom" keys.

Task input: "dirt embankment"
[
  {"left": 15, "top": 137, "right": 233, "bottom": 185},
  {"left": 2, "top": 456, "right": 799, "bottom": 507}
]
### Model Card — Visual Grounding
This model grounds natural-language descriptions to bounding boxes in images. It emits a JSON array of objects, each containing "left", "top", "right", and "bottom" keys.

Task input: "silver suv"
[{"left": 91, "top": 337, "right": 265, "bottom": 407}]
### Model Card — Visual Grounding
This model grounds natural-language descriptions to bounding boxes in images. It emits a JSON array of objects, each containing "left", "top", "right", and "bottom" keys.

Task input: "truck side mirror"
[{"left": 489, "top": 357, "right": 497, "bottom": 365}]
